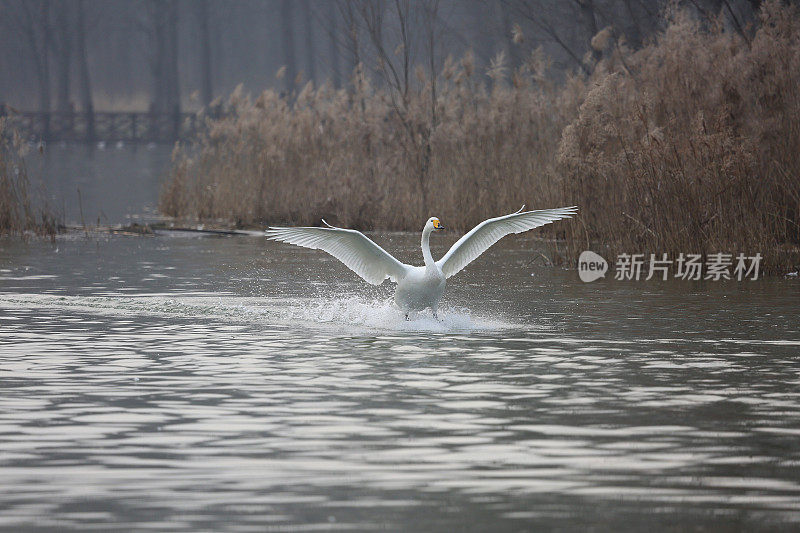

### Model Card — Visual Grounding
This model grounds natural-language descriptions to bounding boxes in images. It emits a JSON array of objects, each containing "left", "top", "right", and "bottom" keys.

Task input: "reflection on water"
[{"left": 1, "top": 234, "right": 799, "bottom": 531}]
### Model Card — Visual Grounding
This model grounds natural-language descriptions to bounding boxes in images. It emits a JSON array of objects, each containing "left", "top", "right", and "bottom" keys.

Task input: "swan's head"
[{"left": 426, "top": 217, "right": 444, "bottom": 232}]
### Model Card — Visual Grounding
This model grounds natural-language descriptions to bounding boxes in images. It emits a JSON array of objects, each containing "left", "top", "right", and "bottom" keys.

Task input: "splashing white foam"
[
  {"left": 261, "top": 295, "right": 510, "bottom": 332},
  {"left": 0, "top": 293, "right": 515, "bottom": 333}
]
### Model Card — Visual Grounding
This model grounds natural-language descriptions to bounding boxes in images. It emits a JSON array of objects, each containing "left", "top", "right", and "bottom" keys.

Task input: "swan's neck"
[{"left": 421, "top": 226, "right": 435, "bottom": 268}]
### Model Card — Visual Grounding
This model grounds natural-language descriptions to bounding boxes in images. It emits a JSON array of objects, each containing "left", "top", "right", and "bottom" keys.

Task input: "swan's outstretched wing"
[
  {"left": 437, "top": 206, "right": 578, "bottom": 279},
  {"left": 266, "top": 222, "right": 408, "bottom": 285}
]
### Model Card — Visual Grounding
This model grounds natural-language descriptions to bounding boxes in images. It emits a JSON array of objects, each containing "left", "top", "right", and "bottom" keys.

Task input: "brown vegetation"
[
  {"left": 0, "top": 119, "right": 58, "bottom": 237},
  {"left": 161, "top": 2, "right": 800, "bottom": 273},
  {"left": 558, "top": 2, "right": 800, "bottom": 272}
]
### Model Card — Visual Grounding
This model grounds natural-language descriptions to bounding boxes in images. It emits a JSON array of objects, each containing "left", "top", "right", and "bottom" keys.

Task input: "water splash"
[
  {"left": 266, "top": 295, "right": 512, "bottom": 332},
  {"left": 0, "top": 292, "right": 514, "bottom": 333}
]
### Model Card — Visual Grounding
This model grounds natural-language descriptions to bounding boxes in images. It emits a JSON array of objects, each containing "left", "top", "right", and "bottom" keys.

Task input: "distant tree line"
[{"left": 0, "top": 0, "right": 765, "bottom": 115}]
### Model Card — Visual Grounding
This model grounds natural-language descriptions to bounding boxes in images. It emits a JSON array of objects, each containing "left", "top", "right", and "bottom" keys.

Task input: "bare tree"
[
  {"left": 165, "top": 1, "right": 179, "bottom": 113},
  {"left": 196, "top": 0, "right": 213, "bottom": 106},
  {"left": 351, "top": 0, "right": 444, "bottom": 216},
  {"left": 506, "top": 0, "right": 595, "bottom": 75},
  {"left": 301, "top": 0, "right": 316, "bottom": 85},
  {"left": 51, "top": 1, "right": 72, "bottom": 112},
  {"left": 145, "top": 0, "right": 180, "bottom": 114},
  {"left": 359, "top": 0, "right": 411, "bottom": 106},
  {"left": 0, "top": 0, "right": 765, "bottom": 116},
  {"left": 75, "top": 0, "right": 94, "bottom": 139},
  {"left": 468, "top": 0, "right": 498, "bottom": 78},
  {"left": 577, "top": 0, "right": 601, "bottom": 64},
  {"left": 499, "top": 0, "right": 521, "bottom": 72},
  {"left": 622, "top": 0, "right": 643, "bottom": 48},
  {"left": 327, "top": 1, "right": 341, "bottom": 88},
  {"left": 336, "top": 0, "right": 362, "bottom": 89},
  {"left": 7, "top": 0, "right": 53, "bottom": 116},
  {"left": 420, "top": 0, "right": 441, "bottom": 215},
  {"left": 280, "top": 0, "right": 297, "bottom": 95}
]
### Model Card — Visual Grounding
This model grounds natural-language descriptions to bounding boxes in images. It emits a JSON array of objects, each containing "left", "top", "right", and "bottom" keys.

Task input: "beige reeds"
[
  {"left": 160, "top": 53, "right": 568, "bottom": 233},
  {"left": 0, "top": 119, "right": 58, "bottom": 238},
  {"left": 161, "top": 1, "right": 800, "bottom": 273},
  {"left": 558, "top": 1, "right": 800, "bottom": 273}
]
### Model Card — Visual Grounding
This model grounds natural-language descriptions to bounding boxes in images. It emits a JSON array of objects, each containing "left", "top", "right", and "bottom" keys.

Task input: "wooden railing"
[{"left": 0, "top": 107, "right": 203, "bottom": 143}]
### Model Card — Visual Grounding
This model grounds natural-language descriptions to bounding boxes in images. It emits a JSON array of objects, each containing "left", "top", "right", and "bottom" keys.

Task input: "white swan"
[{"left": 266, "top": 205, "right": 577, "bottom": 318}]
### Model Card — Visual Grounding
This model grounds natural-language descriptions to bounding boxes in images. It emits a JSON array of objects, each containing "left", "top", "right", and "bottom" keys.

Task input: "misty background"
[{"left": 0, "top": 0, "right": 762, "bottom": 116}]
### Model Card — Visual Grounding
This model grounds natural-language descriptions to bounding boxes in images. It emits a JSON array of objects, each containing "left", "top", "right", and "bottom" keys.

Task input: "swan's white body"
[
  {"left": 394, "top": 265, "right": 446, "bottom": 313},
  {"left": 266, "top": 205, "right": 577, "bottom": 316}
]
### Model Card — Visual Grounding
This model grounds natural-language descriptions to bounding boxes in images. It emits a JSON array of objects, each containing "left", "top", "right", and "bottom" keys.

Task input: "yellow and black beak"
[{"left": 433, "top": 220, "right": 444, "bottom": 230}]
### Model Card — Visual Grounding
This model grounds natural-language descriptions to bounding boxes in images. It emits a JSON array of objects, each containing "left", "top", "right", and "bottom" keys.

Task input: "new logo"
[{"left": 578, "top": 251, "right": 608, "bottom": 282}]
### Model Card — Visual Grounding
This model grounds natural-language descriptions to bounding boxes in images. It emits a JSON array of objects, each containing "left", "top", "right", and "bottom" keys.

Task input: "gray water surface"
[
  {"left": 27, "top": 144, "right": 172, "bottom": 226},
  {"left": 1, "top": 233, "right": 799, "bottom": 532}
]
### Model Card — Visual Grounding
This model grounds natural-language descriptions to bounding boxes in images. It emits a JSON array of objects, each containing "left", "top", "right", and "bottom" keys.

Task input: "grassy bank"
[
  {"left": 161, "top": 2, "right": 800, "bottom": 273},
  {"left": 0, "top": 120, "right": 58, "bottom": 238}
]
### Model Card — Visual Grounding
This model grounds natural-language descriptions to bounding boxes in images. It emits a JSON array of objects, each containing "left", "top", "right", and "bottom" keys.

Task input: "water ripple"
[{"left": 1, "top": 236, "right": 799, "bottom": 531}]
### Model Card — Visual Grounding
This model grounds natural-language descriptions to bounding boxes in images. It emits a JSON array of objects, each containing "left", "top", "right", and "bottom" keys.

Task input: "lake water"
[
  {"left": 26, "top": 143, "right": 172, "bottom": 226},
  {"left": 1, "top": 229, "right": 799, "bottom": 531}
]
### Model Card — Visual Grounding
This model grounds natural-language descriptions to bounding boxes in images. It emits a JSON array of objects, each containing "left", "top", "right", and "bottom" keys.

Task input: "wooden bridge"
[{"left": 1, "top": 107, "right": 204, "bottom": 143}]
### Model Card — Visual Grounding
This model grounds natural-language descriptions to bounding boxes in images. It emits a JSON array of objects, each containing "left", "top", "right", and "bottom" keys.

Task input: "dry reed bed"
[
  {"left": 0, "top": 119, "right": 58, "bottom": 238},
  {"left": 161, "top": 2, "right": 800, "bottom": 273}
]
